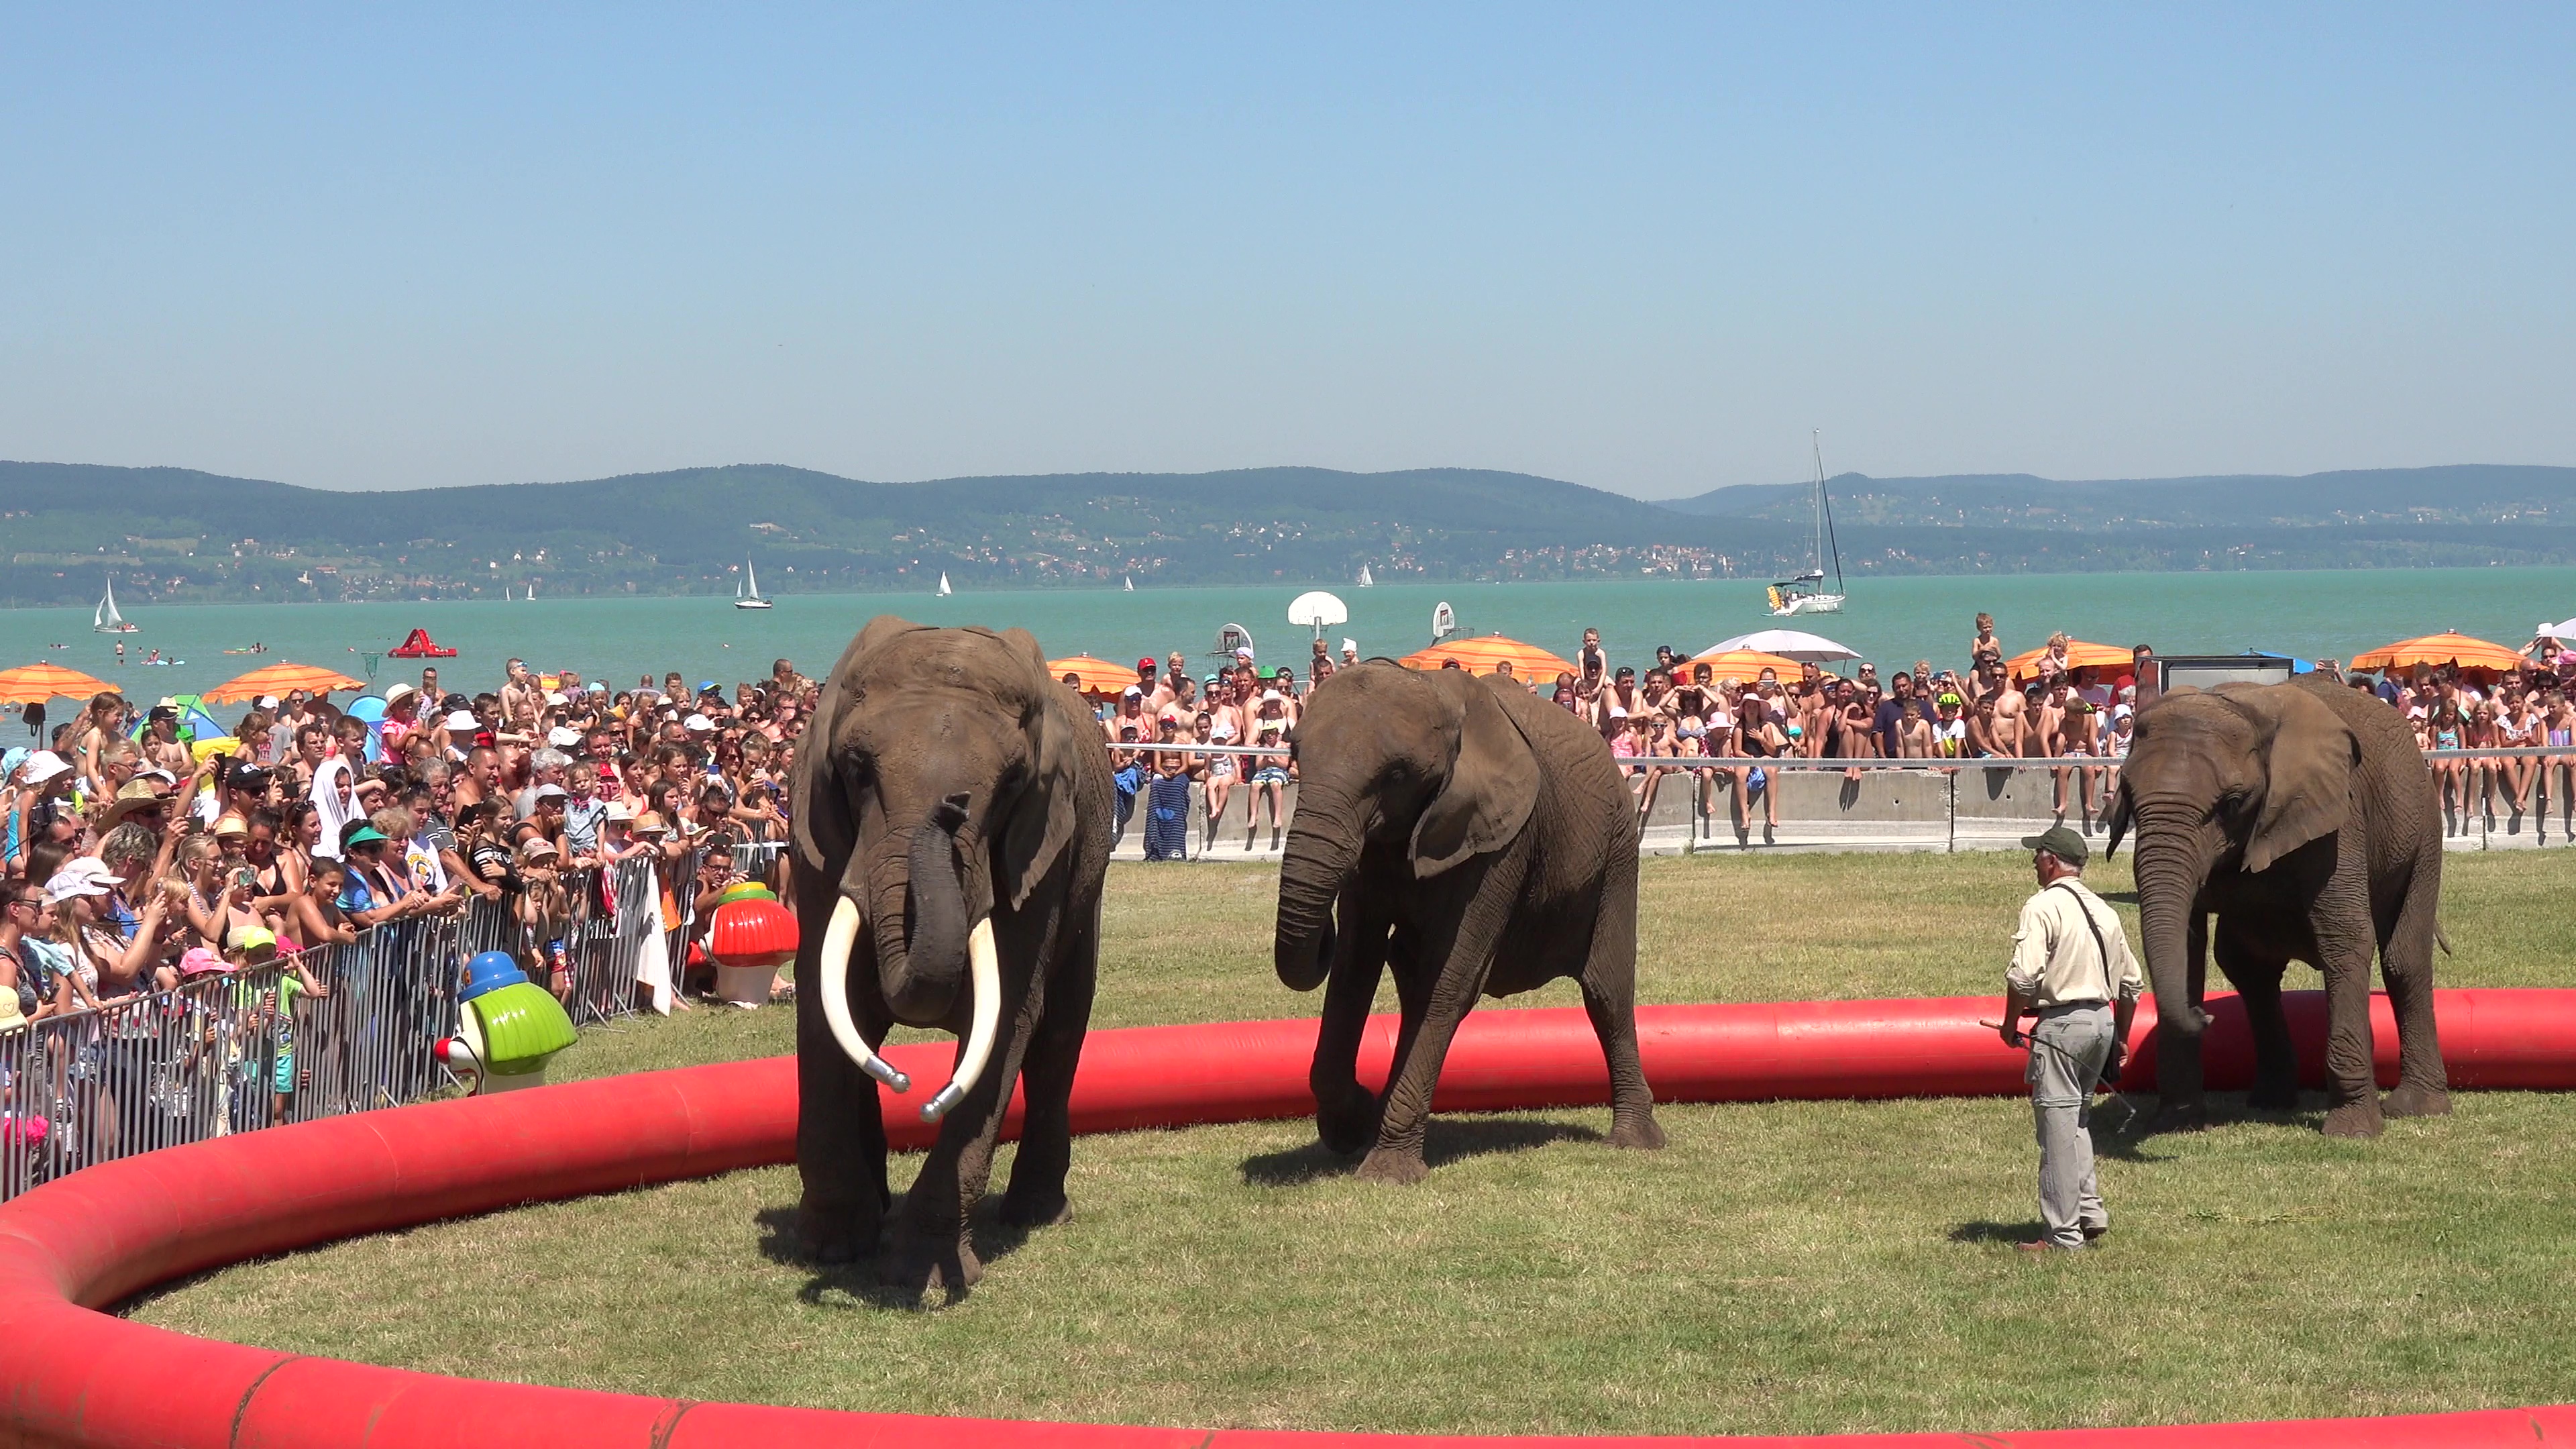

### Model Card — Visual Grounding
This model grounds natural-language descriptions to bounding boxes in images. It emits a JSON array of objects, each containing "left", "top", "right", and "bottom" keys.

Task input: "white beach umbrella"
[{"left": 1701, "top": 628, "right": 1863, "bottom": 663}]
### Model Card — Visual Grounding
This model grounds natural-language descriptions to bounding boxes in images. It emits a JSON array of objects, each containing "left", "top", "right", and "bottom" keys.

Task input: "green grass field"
[{"left": 131, "top": 852, "right": 2576, "bottom": 1436}]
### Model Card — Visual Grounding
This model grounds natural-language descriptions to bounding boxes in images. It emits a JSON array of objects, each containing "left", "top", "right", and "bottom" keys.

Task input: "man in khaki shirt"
[{"left": 1998, "top": 825, "right": 2143, "bottom": 1252}]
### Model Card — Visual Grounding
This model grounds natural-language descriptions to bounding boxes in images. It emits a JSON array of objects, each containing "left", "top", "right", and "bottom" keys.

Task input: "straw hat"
[{"left": 96, "top": 780, "right": 169, "bottom": 828}]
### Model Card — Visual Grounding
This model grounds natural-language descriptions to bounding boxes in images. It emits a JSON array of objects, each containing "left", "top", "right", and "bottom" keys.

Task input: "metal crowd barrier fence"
[
  {"left": 1106, "top": 743, "right": 2576, "bottom": 855},
  {"left": 0, "top": 836, "right": 794, "bottom": 1202}
]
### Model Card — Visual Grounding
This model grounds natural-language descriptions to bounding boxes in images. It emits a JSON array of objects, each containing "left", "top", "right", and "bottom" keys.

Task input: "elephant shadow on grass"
[
  {"left": 753, "top": 1203, "right": 1037, "bottom": 1309},
  {"left": 1238, "top": 1114, "right": 1603, "bottom": 1187}
]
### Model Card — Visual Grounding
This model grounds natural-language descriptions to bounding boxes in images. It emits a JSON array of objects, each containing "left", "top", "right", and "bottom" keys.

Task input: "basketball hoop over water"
[{"left": 1287, "top": 590, "right": 1347, "bottom": 643}]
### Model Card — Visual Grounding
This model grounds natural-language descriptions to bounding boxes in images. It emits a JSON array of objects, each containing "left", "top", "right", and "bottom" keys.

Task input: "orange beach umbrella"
[
  {"left": 1399, "top": 633, "right": 1579, "bottom": 680},
  {"left": 203, "top": 661, "right": 366, "bottom": 704},
  {"left": 1684, "top": 648, "right": 1807, "bottom": 683},
  {"left": 1047, "top": 654, "right": 1144, "bottom": 699},
  {"left": 0, "top": 663, "right": 115, "bottom": 705},
  {"left": 2004, "top": 639, "right": 2135, "bottom": 683},
  {"left": 2350, "top": 631, "right": 2526, "bottom": 676}
]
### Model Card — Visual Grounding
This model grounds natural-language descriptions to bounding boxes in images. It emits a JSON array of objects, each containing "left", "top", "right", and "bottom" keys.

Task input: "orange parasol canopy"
[
  {"left": 2004, "top": 639, "right": 2136, "bottom": 683},
  {"left": 203, "top": 661, "right": 367, "bottom": 704},
  {"left": 2350, "top": 631, "right": 2526, "bottom": 676},
  {"left": 0, "top": 663, "right": 116, "bottom": 706},
  {"left": 1399, "top": 633, "right": 1578, "bottom": 680},
  {"left": 1684, "top": 648, "right": 1807, "bottom": 683},
  {"left": 1047, "top": 654, "right": 1144, "bottom": 699}
]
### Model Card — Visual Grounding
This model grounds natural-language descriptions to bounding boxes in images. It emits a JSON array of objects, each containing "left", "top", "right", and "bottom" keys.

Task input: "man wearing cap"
[{"left": 1999, "top": 824, "right": 2143, "bottom": 1253}]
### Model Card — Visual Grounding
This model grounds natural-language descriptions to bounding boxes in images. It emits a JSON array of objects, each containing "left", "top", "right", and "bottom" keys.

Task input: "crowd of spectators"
[
  {"left": 1072, "top": 616, "right": 2576, "bottom": 847},
  {"left": 0, "top": 658, "right": 823, "bottom": 1101}
]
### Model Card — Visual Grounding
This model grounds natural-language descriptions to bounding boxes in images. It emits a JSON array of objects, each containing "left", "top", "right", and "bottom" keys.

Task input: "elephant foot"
[
  {"left": 997, "top": 1187, "right": 1072, "bottom": 1229},
  {"left": 2146, "top": 1099, "right": 2209, "bottom": 1134},
  {"left": 1608, "top": 1111, "right": 1666, "bottom": 1150},
  {"left": 2244, "top": 1080, "right": 2300, "bottom": 1114},
  {"left": 796, "top": 1197, "right": 881, "bottom": 1266},
  {"left": 1316, "top": 1090, "right": 1382, "bottom": 1157},
  {"left": 2381, "top": 1084, "right": 2453, "bottom": 1119},
  {"left": 2320, "top": 1100, "right": 2385, "bottom": 1138},
  {"left": 877, "top": 1234, "right": 984, "bottom": 1295},
  {"left": 1353, "top": 1146, "right": 1430, "bottom": 1185}
]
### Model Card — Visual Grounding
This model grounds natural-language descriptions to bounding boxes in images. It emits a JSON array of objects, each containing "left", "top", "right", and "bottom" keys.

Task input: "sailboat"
[
  {"left": 1766, "top": 431, "right": 1847, "bottom": 617},
  {"left": 735, "top": 557, "right": 773, "bottom": 610},
  {"left": 936, "top": 572, "right": 953, "bottom": 597},
  {"left": 93, "top": 578, "right": 138, "bottom": 634},
  {"left": 1357, "top": 564, "right": 1374, "bottom": 588},
  {"left": 1123, "top": 575, "right": 1135, "bottom": 592}
]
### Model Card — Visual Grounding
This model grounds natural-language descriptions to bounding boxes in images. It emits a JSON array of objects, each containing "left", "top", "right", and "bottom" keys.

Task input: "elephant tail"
[{"left": 2435, "top": 921, "right": 2454, "bottom": 956}]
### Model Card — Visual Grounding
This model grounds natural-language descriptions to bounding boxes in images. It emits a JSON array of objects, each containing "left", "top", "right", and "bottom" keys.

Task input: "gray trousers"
[{"left": 2027, "top": 1003, "right": 2114, "bottom": 1247}]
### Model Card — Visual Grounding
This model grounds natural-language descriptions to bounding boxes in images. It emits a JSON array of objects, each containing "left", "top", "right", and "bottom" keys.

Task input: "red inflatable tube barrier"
[{"left": 0, "top": 989, "right": 2571, "bottom": 1449}]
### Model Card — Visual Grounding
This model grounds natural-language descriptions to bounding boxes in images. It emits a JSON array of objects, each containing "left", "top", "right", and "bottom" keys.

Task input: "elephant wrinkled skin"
[
  {"left": 2108, "top": 675, "right": 2447, "bottom": 1137},
  {"left": 792, "top": 619, "right": 1111, "bottom": 1293},
  {"left": 1272, "top": 661, "right": 1663, "bottom": 1181}
]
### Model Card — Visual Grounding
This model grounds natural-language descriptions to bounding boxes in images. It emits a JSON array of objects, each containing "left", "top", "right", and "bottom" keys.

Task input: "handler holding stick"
[{"left": 1998, "top": 825, "right": 2142, "bottom": 1254}]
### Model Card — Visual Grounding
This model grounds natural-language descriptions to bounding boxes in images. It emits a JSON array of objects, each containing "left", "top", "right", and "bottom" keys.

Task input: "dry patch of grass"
[{"left": 130, "top": 852, "right": 2576, "bottom": 1436}]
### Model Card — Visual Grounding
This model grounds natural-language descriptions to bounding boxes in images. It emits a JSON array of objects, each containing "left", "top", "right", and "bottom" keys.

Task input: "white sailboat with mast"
[
  {"left": 936, "top": 572, "right": 953, "bottom": 597},
  {"left": 94, "top": 578, "right": 138, "bottom": 634},
  {"left": 735, "top": 557, "right": 772, "bottom": 610},
  {"left": 1766, "top": 430, "right": 1847, "bottom": 617}
]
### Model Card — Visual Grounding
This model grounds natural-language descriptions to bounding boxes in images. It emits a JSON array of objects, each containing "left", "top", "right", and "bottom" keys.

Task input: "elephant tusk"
[
  {"left": 818, "top": 896, "right": 912, "bottom": 1093},
  {"left": 920, "top": 916, "right": 1001, "bottom": 1124}
]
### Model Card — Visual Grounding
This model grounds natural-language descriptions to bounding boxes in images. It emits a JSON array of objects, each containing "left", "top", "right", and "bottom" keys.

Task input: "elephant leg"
[
  {"left": 1311, "top": 907, "right": 1395, "bottom": 1155},
  {"left": 2214, "top": 922, "right": 2296, "bottom": 1112},
  {"left": 796, "top": 986, "right": 893, "bottom": 1265},
  {"left": 1358, "top": 867, "right": 1513, "bottom": 1185},
  {"left": 1001, "top": 921, "right": 1095, "bottom": 1229},
  {"left": 1578, "top": 861, "right": 1662, "bottom": 1150},
  {"left": 2314, "top": 892, "right": 2385, "bottom": 1139},
  {"left": 2379, "top": 868, "right": 2452, "bottom": 1119}
]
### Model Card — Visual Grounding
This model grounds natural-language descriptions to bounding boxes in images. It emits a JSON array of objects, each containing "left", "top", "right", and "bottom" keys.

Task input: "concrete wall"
[{"left": 1106, "top": 767, "right": 2563, "bottom": 862}]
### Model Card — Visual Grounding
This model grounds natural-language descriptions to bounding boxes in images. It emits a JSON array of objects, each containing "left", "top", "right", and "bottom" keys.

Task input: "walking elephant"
[
  {"left": 2107, "top": 674, "right": 2447, "bottom": 1137},
  {"left": 791, "top": 618, "right": 1112, "bottom": 1291},
  {"left": 1271, "top": 661, "right": 1663, "bottom": 1182}
]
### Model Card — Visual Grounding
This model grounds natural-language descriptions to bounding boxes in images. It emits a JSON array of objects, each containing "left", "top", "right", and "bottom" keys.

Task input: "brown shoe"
[
  {"left": 2081, "top": 1224, "right": 2108, "bottom": 1242},
  {"left": 2016, "top": 1239, "right": 2082, "bottom": 1254}
]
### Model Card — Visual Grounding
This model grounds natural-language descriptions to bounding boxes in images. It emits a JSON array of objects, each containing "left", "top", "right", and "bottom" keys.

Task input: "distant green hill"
[
  {"left": 4, "top": 459, "right": 2573, "bottom": 606},
  {"left": 1663, "top": 464, "right": 2576, "bottom": 528},
  {"left": 0, "top": 462, "right": 1799, "bottom": 606}
]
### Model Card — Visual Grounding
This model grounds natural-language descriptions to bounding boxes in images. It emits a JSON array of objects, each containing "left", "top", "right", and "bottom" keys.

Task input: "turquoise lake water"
[{"left": 9, "top": 569, "right": 2575, "bottom": 700}]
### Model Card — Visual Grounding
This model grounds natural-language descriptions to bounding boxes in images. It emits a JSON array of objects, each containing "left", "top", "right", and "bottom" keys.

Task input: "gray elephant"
[
  {"left": 791, "top": 619, "right": 1112, "bottom": 1290},
  {"left": 2107, "top": 674, "right": 2447, "bottom": 1137},
  {"left": 1271, "top": 661, "right": 1663, "bottom": 1181}
]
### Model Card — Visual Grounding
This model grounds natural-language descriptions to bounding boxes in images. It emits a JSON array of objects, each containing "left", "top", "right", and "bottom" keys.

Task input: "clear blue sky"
[{"left": 3, "top": 5, "right": 2570, "bottom": 497}]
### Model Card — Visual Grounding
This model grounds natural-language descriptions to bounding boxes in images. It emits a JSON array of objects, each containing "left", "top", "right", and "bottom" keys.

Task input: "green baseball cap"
[
  {"left": 2020, "top": 824, "right": 2089, "bottom": 867},
  {"left": 343, "top": 825, "right": 390, "bottom": 849}
]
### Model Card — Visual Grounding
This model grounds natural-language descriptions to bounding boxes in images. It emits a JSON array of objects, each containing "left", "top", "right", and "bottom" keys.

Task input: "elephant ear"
[
  {"left": 1410, "top": 675, "right": 1540, "bottom": 878},
  {"left": 2215, "top": 682, "right": 2357, "bottom": 874},
  {"left": 998, "top": 627, "right": 1080, "bottom": 910},
  {"left": 792, "top": 615, "right": 926, "bottom": 875}
]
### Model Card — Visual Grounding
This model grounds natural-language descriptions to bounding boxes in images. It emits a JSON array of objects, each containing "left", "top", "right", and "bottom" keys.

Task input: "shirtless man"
[
  {"left": 1992, "top": 682, "right": 2030, "bottom": 759},
  {"left": 451, "top": 745, "right": 502, "bottom": 813}
]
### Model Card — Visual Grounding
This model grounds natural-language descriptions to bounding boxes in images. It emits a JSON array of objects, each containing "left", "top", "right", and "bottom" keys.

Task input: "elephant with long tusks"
[{"left": 792, "top": 619, "right": 1111, "bottom": 1293}]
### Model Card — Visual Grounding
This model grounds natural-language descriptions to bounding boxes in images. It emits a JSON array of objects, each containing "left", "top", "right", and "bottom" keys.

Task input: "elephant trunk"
[
  {"left": 1274, "top": 781, "right": 1357, "bottom": 992},
  {"left": 2130, "top": 810, "right": 2218, "bottom": 1104},
  {"left": 882, "top": 792, "right": 974, "bottom": 1024}
]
